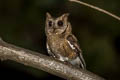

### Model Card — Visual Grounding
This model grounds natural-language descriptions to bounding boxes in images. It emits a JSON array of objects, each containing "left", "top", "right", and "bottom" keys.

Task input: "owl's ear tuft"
[
  {"left": 46, "top": 12, "right": 52, "bottom": 19},
  {"left": 61, "top": 13, "right": 70, "bottom": 20},
  {"left": 62, "top": 13, "right": 69, "bottom": 17},
  {"left": 64, "top": 13, "right": 69, "bottom": 17}
]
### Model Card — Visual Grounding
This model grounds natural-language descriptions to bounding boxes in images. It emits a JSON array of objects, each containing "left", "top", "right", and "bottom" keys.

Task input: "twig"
[
  {"left": 69, "top": 0, "right": 120, "bottom": 21},
  {"left": 0, "top": 39, "right": 105, "bottom": 80}
]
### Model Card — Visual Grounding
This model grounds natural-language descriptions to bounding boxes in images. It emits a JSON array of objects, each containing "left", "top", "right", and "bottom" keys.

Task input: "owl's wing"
[
  {"left": 67, "top": 34, "right": 86, "bottom": 69},
  {"left": 46, "top": 42, "right": 56, "bottom": 58}
]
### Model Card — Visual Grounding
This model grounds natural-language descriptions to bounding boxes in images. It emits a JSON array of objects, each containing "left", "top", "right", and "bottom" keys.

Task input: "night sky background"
[{"left": 0, "top": 0, "right": 120, "bottom": 80}]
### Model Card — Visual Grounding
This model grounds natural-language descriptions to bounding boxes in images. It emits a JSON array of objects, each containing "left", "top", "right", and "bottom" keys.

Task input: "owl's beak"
[
  {"left": 53, "top": 27, "right": 57, "bottom": 33},
  {"left": 53, "top": 26, "right": 58, "bottom": 34},
  {"left": 53, "top": 28, "right": 55, "bottom": 33}
]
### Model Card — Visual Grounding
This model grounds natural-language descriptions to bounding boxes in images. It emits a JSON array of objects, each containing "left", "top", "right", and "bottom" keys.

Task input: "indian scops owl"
[{"left": 45, "top": 13, "right": 86, "bottom": 69}]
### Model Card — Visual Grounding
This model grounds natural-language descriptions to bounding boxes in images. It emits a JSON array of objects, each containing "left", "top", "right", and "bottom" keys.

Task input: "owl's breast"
[
  {"left": 47, "top": 35, "right": 77, "bottom": 61},
  {"left": 48, "top": 36, "right": 64, "bottom": 54}
]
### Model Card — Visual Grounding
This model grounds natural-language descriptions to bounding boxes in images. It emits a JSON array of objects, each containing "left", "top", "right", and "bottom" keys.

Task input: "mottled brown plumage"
[{"left": 45, "top": 13, "right": 86, "bottom": 69}]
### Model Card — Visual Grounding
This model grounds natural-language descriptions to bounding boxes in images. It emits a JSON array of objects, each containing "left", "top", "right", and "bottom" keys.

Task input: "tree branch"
[
  {"left": 69, "top": 0, "right": 120, "bottom": 21},
  {"left": 0, "top": 39, "right": 105, "bottom": 80}
]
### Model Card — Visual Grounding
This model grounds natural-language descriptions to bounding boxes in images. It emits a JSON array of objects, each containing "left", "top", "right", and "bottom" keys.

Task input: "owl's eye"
[
  {"left": 48, "top": 21, "right": 52, "bottom": 27},
  {"left": 57, "top": 20, "right": 63, "bottom": 27}
]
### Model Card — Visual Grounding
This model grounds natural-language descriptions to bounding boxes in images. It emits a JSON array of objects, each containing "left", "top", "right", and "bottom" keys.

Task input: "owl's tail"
[{"left": 79, "top": 52, "right": 86, "bottom": 69}]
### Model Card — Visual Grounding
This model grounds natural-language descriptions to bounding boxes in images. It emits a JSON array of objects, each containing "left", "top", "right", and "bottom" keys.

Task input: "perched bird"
[{"left": 45, "top": 13, "right": 86, "bottom": 69}]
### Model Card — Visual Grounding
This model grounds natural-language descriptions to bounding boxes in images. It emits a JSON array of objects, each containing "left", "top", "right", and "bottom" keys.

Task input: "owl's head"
[{"left": 45, "top": 12, "right": 71, "bottom": 35}]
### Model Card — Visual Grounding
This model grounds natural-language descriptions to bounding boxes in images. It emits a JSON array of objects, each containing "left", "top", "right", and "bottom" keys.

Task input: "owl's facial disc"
[{"left": 47, "top": 20, "right": 65, "bottom": 34}]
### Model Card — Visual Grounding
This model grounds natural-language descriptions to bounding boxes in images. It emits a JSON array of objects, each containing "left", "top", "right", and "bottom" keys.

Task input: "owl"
[{"left": 45, "top": 12, "right": 86, "bottom": 69}]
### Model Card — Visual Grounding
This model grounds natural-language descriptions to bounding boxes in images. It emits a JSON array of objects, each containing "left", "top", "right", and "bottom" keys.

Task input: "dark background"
[{"left": 0, "top": 0, "right": 120, "bottom": 80}]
